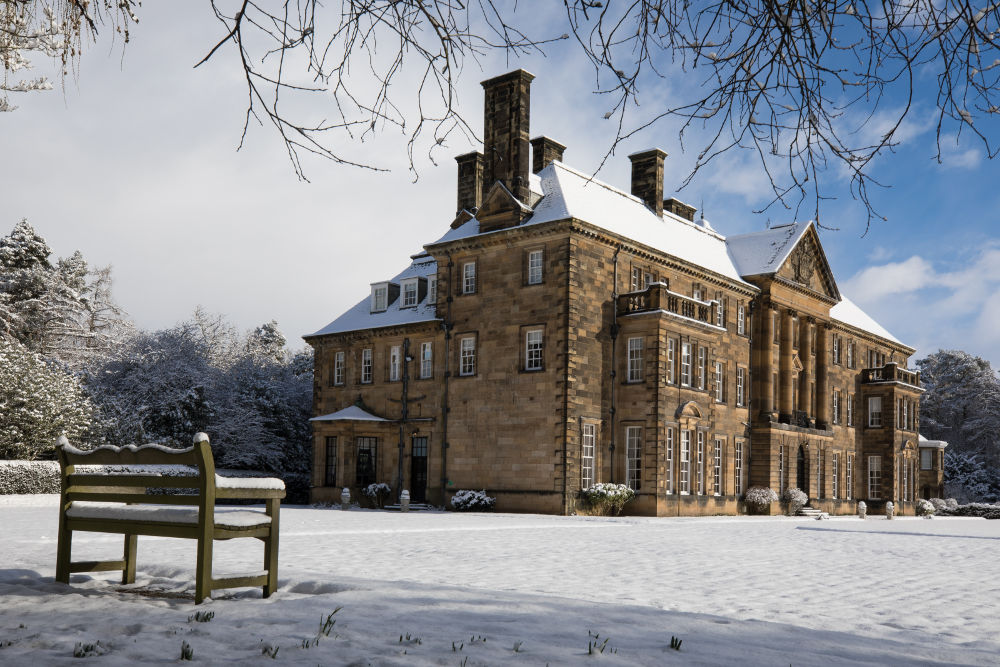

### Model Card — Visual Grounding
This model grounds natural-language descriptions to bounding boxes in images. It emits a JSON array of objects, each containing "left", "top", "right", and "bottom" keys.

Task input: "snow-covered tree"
[
  {"left": 918, "top": 350, "right": 1000, "bottom": 468},
  {"left": 0, "top": 338, "right": 93, "bottom": 459},
  {"left": 1, "top": 1, "right": 137, "bottom": 112},
  {"left": 0, "top": 220, "right": 130, "bottom": 366}
]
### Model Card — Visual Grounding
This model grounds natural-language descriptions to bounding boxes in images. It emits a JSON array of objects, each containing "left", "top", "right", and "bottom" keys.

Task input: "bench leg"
[
  {"left": 263, "top": 498, "right": 280, "bottom": 598},
  {"left": 55, "top": 526, "right": 72, "bottom": 584},
  {"left": 195, "top": 537, "right": 213, "bottom": 604},
  {"left": 122, "top": 534, "right": 138, "bottom": 584}
]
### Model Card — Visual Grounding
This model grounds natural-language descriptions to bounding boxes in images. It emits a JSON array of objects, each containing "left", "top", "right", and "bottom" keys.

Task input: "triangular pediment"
[
  {"left": 450, "top": 209, "right": 476, "bottom": 230},
  {"left": 775, "top": 225, "right": 840, "bottom": 300},
  {"left": 476, "top": 181, "right": 531, "bottom": 233}
]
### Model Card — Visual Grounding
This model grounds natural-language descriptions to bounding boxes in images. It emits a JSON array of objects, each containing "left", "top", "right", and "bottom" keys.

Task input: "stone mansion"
[{"left": 304, "top": 70, "right": 946, "bottom": 515}]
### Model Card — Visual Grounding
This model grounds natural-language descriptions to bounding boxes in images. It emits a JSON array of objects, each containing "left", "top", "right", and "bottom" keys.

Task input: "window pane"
[
  {"left": 581, "top": 424, "right": 596, "bottom": 489},
  {"left": 626, "top": 426, "right": 642, "bottom": 490}
]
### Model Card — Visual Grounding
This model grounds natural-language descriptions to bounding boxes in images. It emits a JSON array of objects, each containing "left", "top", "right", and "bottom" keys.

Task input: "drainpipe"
[
  {"left": 441, "top": 254, "right": 454, "bottom": 497},
  {"left": 609, "top": 246, "right": 621, "bottom": 484},
  {"left": 396, "top": 337, "right": 410, "bottom": 502},
  {"left": 745, "top": 298, "right": 756, "bottom": 490}
]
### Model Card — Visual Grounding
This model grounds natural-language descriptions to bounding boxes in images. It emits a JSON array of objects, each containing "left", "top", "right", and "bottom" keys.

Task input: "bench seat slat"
[
  {"left": 211, "top": 574, "right": 268, "bottom": 590},
  {"left": 66, "top": 503, "right": 272, "bottom": 529},
  {"left": 68, "top": 474, "right": 200, "bottom": 489},
  {"left": 65, "top": 492, "right": 201, "bottom": 505},
  {"left": 70, "top": 560, "right": 128, "bottom": 573}
]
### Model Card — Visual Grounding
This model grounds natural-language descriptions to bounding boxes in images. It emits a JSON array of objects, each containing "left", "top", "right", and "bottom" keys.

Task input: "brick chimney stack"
[
  {"left": 455, "top": 151, "right": 484, "bottom": 214},
  {"left": 530, "top": 136, "right": 566, "bottom": 173},
  {"left": 628, "top": 149, "right": 667, "bottom": 217},
  {"left": 481, "top": 70, "right": 535, "bottom": 204}
]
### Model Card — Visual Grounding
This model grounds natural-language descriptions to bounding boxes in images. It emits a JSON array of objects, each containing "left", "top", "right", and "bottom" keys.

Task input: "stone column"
[
  {"left": 816, "top": 323, "right": 829, "bottom": 429},
  {"left": 779, "top": 309, "right": 796, "bottom": 422},
  {"left": 759, "top": 300, "right": 775, "bottom": 420},
  {"left": 798, "top": 317, "right": 813, "bottom": 417}
]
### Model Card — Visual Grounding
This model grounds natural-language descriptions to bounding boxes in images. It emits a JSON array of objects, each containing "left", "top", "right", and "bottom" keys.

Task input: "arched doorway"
[{"left": 797, "top": 444, "right": 808, "bottom": 491}]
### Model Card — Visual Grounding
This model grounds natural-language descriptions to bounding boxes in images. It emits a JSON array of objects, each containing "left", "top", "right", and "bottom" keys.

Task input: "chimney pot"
[
  {"left": 481, "top": 69, "right": 535, "bottom": 205},
  {"left": 628, "top": 149, "right": 667, "bottom": 216},
  {"left": 664, "top": 197, "right": 697, "bottom": 222},
  {"left": 455, "top": 151, "right": 485, "bottom": 215},
  {"left": 530, "top": 136, "right": 566, "bottom": 173}
]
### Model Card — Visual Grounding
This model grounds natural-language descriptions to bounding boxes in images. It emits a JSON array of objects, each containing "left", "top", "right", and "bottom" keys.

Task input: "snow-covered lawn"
[{"left": 2, "top": 496, "right": 998, "bottom": 665}]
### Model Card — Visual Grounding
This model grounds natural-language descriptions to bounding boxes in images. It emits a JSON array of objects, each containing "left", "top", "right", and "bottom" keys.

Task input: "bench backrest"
[{"left": 56, "top": 433, "right": 218, "bottom": 510}]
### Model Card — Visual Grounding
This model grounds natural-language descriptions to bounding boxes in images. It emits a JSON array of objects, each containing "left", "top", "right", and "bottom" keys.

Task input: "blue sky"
[{"left": 2, "top": 4, "right": 998, "bottom": 369}]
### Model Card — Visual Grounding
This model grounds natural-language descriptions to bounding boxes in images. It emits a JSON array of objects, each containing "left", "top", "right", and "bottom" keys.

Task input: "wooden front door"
[{"left": 410, "top": 436, "right": 428, "bottom": 503}]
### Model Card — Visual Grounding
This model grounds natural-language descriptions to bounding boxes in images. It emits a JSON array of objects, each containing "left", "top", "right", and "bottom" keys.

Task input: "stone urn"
[
  {"left": 857, "top": 501, "right": 867, "bottom": 519},
  {"left": 340, "top": 487, "right": 351, "bottom": 510},
  {"left": 400, "top": 490, "right": 411, "bottom": 512},
  {"left": 885, "top": 501, "right": 894, "bottom": 520}
]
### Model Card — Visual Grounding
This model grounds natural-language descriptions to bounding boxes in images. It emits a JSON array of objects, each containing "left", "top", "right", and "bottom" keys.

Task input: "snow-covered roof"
[
  {"left": 306, "top": 255, "right": 440, "bottom": 338},
  {"left": 918, "top": 434, "right": 949, "bottom": 449},
  {"left": 726, "top": 223, "right": 810, "bottom": 277},
  {"left": 830, "top": 295, "right": 902, "bottom": 345},
  {"left": 310, "top": 405, "right": 389, "bottom": 422},
  {"left": 525, "top": 162, "right": 749, "bottom": 283}
]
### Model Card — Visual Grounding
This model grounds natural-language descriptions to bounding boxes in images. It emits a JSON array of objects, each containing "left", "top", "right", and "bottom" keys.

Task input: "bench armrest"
[{"left": 214, "top": 475, "right": 286, "bottom": 500}]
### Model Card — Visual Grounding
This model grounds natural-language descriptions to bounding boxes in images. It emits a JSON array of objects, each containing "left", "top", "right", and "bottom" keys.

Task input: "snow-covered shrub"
[
  {"left": 0, "top": 460, "right": 59, "bottom": 494},
  {"left": 937, "top": 502, "right": 1000, "bottom": 519},
  {"left": 450, "top": 489, "right": 496, "bottom": 512},
  {"left": 744, "top": 486, "right": 779, "bottom": 514},
  {"left": 915, "top": 499, "right": 935, "bottom": 516},
  {"left": 580, "top": 483, "right": 636, "bottom": 516},
  {"left": 782, "top": 487, "right": 808, "bottom": 514},
  {"left": 929, "top": 497, "right": 949, "bottom": 512},
  {"left": 0, "top": 339, "right": 93, "bottom": 460},
  {"left": 363, "top": 482, "right": 392, "bottom": 508}
]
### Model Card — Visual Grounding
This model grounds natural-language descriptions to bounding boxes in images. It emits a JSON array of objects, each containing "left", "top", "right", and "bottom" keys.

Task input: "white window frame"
[
  {"left": 581, "top": 423, "right": 596, "bottom": 490},
  {"left": 525, "top": 329, "right": 544, "bottom": 371},
  {"left": 716, "top": 297, "right": 725, "bottom": 327},
  {"left": 428, "top": 275, "right": 437, "bottom": 304},
  {"left": 666, "top": 428, "right": 674, "bottom": 494},
  {"left": 643, "top": 271, "right": 654, "bottom": 289},
  {"left": 420, "top": 342, "right": 433, "bottom": 379},
  {"left": 462, "top": 261, "right": 476, "bottom": 294},
  {"left": 778, "top": 445, "right": 785, "bottom": 494},
  {"left": 371, "top": 285, "right": 388, "bottom": 312},
  {"left": 389, "top": 345, "right": 401, "bottom": 382},
  {"left": 527, "top": 249, "right": 544, "bottom": 285},
  {"left": 868, "top": 396, "right": 882, "bottom": 428},
  {"left": 817, "top": 449, "right": 824, "bottom": 499},
  {"left": 921, "top": 449, "right": 933, "bottom": 470},
  {"left": 847, "top": 393, "right": 854, "bottom": 426},
  {"left": 832, "top": 389, "right": 840, "bottom": 424},
  {"left": 846, "top": 454, "right": 854, "bottom": 500},
  {"left": 666, "top": 338, "right": 676, "bottom": 384},
  {"left": 847, "top": 341, "right": 854, "bottom": 368},
  {"left": 696, "top": 432, "right": 705, "bottom": 495},
  {"left": 735, "top": 440, "right": 744, "bottom": 495},
  {"left": 680, "top": 431, "right": 691, "bottom": 494},
  {"left": 626, "top": 426, "right": 642, "bottom": 491},
  {"left": 630, "top": 267, "right": 641, "bottom": 292},
  {"left": 713, "top": 438, "right": 723, "bottom": 496},
  {"left": 737, "top": 303, "right": 746, "bottom": 335},
  {"left": 902, "top": 456, "right": 909, "bottom": 502},
  {"left": 697, "top": 346, "right": 707, "bottom": 390},
  {"left": 832, "top": 452, "right": 840, "bottom": 499},
  {"left": 333, "top": 351, "right": 345, "bottom": 385},
  {"left": 736, "top": 367, "right": 746, "bottom": 406},
  {"left": 401, "top": 280, "right": 418, "bottom": 308},
  {"left": 714, "top": 361, "right": 724, "bottom": 402},
  {"left": 868, "top": 455, "right": 881, "bottom": 499},
  {"left": 459, "top": 336, "right": 476, "bottom": 376},
  {"left": 361, "top": 348, "right": 373, "bottom": 384},
  {"left": 680, "top": 342, "right": 692, "bottom": 386},
  {"left": 627, "top": 337, "right": 643, "bottom": 382},
  {"left": 833, "top": 335, "right": 840, "bottom": 364}
]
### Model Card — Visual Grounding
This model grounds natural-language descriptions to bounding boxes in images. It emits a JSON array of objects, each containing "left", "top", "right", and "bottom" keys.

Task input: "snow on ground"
[{"left": 2, "top": 496, "right": 998, "bottom": 665}]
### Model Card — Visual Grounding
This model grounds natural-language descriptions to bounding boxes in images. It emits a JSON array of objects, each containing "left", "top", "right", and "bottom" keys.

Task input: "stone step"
[{"left": 797, "top": 507, "right": 824, "bottom": 516}]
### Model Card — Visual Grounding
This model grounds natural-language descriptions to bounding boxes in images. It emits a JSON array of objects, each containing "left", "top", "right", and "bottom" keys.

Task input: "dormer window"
[
  {"left": 401, "top": 279, "right": 418, "bottom": 308},
  {"left": 371, "top": 284, "right": 388, "bottom": 312},
  {"left": 370, "top": 281, "right": 400, "bottom": 313}
]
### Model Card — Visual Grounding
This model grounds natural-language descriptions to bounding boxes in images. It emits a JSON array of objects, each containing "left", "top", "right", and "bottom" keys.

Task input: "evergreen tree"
[{"left": 0, "top": 338, "right": 93, "bottom": 459}]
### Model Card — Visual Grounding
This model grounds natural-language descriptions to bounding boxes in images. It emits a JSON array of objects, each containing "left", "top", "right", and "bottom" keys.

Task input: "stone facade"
[{"left": 305, "top": 70, "right": 940, "bottom": 516}]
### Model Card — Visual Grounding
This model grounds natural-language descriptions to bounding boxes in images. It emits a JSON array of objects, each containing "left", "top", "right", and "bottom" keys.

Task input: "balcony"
[
  {"left": 617, "top": 283, "right": 716, "bottom": 326},
  {"left": 861, "top": 362, "right": 921, "bottom": 388}
]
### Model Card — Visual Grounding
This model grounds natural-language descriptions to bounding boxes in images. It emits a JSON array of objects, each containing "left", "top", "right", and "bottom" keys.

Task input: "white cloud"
[
  {"left": 937, "top": 133, "right": 982, "bottom": 170},
  {"left": 841, "top": 255, "right": 936, "bottom": 301}
]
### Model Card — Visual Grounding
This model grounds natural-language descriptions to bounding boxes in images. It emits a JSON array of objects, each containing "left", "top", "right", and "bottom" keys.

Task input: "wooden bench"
[{"left": 55, "top": 432, "right": 285, "bottom": 604}]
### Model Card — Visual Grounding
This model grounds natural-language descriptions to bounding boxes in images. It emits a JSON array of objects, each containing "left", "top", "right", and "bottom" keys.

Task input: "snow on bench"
[{"left": 55, "top": 433, "right": 285, "bottom": 604}]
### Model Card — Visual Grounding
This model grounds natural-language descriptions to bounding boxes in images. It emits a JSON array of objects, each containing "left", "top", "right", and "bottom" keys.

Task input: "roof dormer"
[
  {"left": 370, "top": 281, "right": 400, "bottom": 313},
  {"left": 399, "top": 277, "right": 427, "bottom": 309}
]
